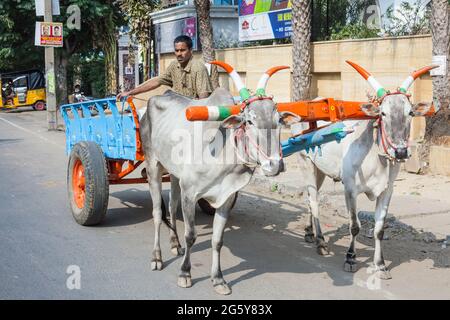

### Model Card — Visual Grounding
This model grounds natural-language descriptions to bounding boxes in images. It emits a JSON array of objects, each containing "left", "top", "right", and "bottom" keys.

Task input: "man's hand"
[{"left": 117, "top": 91, "right": 131, "bottom": 101}]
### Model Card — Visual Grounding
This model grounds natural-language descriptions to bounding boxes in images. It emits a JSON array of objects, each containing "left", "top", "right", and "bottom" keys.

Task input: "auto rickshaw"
[{"left": 0, "top": 69, "right": 46, "bottom": 110}]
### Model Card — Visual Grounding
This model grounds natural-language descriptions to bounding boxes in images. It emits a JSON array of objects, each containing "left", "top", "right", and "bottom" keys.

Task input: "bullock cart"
[
  {"left": 61, "top": 81, "right": 438, "bottom": 226},
  {"left": 60, "top": 97, "right": 158, "bottom": 225},
  {"left": 61, "top": 97, "right": 234, "bottom": 225}
]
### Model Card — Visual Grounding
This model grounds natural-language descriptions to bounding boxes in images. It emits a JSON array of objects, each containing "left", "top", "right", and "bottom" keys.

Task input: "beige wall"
[{"left": 159, "top": 35, "right": 434, "bottom": 103}]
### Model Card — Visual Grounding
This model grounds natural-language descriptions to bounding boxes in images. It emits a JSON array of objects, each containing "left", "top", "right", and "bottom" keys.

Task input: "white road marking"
[{"left": 0, "top": 116, "right": 64, "bottom": 150}]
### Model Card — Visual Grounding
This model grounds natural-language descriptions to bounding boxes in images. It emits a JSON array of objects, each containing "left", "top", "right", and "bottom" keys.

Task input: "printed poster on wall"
[
  {"left": 156, "top": 17, "right": 198, "bottom": 54},
  {"left": 35, "top": 22, "right": 63, "bottom": 47},
  {"left": 238, "top": 0, "right": 292, "bottom": 41}
]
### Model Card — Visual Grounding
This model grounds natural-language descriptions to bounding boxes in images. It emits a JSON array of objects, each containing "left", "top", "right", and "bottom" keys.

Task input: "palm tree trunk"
[
  {"left": 431, "top": 0, "right": 450, "bottom": 110},
  {"left": 194, "top": 0, "right": 219, "bottom": 89},
  {"left": 418, "top": 0, "right": 450, "bottom": 167},
  {"left": 292, "top": 0, "right": 312, "bottom": 101}
]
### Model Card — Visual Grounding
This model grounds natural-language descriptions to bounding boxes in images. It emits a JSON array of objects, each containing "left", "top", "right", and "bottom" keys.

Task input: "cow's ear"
[
  {"left": 411, "top": 102, "right": 432, "bottom": 116},
  {"left": 279, "top": 111, "right": 301, "bottom": 126},
  {"left": 221, "top": 115, "right": 244, "bottom": 129},
  {"left": 360, "top": 103, "right": 380, "bottom": 116}
]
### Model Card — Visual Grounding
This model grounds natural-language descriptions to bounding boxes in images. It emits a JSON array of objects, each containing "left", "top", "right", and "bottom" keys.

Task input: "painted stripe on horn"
[
  {"left": 230, "top": 70, "right": 245, "bottom": 91},
  {"left": 257, "top": 73, "right": 270, "bottom": 91},
  {"left": 368, "top": 76, "right": 386, "bottom": 97},
  {"left": 239, "top": 88, "right": 251, "bottom": 100},
  {"left": 218, "top": 106, "right": 232, "bottom": 120},
  {"left": 207, "top": 106, "right": 221, "bottom": 120},
  {"left": 412, "top": 65, "right": 438, "bottom": 79},
  {"left": 210, "top": 61, "right": 234, "bottom": 73},
  {"left": 186, "top": 106, "right": 209, "bottom": 121},
  {"left": 400, "top": 76, "right": 414, "bottom": 92}
]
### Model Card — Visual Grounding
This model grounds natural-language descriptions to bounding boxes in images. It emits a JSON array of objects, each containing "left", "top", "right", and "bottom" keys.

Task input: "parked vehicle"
[{"left": 0, "top": 70, "right": 46, "bottom": 110}]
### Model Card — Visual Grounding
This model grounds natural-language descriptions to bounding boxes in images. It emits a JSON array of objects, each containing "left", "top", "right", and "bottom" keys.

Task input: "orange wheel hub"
[{"left": 73, "top": 159, "right": 86, "bottom": 209}]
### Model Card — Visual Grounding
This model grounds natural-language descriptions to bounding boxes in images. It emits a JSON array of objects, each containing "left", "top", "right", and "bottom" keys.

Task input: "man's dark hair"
[{"left": 174, "top": 35, "right": 193, "bottom": 50}]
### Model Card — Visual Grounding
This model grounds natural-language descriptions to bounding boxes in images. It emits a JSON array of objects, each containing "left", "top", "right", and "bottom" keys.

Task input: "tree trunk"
[
  {"left": 431, "top": 0, "right": 450, "bottom": 110},
  {"left": 143, "top": 46, "right": 149, "bottom": 81},
  {"left": 55, "top": 49, "right": 69, "bottom": 106},
  {"left": 194, "top": 0, "right": 219, "bottom": 89},
  {"left": 104, "top": 31, "right": 118, "bottom": 95},
  {"left": 425, "top": 0, "right": 450, "bottom": 144},
  {"left": 292, "top": 0, "right": 312, "bottom": 101}
]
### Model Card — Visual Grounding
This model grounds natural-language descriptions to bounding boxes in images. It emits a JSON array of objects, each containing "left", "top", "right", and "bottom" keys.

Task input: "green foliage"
[
  {"left": 312, "top": 0, "right": 383, "bottom": 41},
  {"left": 0, "top": 0, "right": 125, "bottom": 96},
  {"left": 383, "top": 0, "right": 431, "bottom": 36},
  {"left": 68, "top": 53, "right": 106, "bottom": 97},
  {"left": 0, "top": 0, "right": 44, "bottom": 71},
  {"left": 119, "top": 0, "right": 159, "bottom": 47},
  {"left": 330, "top": 23, "right": 380, "bottom": 40}
]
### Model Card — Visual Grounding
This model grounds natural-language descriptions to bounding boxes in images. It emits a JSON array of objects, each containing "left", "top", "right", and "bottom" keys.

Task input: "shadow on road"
[{"left": 103, "top": 187, "right": 449, "bottom": 291}]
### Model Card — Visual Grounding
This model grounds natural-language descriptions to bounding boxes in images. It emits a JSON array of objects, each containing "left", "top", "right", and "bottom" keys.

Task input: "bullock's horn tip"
[
  {"left": 210, "top": 60, "right": 234, "bottom": 74},
  {"left": 345, "top": 60, "right": 355, "bottom": 66}
]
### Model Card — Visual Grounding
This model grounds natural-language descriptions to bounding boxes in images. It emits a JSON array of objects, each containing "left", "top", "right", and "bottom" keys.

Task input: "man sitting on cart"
[{"left": 117, "top": 35, "right": 212, "bottom": 100}]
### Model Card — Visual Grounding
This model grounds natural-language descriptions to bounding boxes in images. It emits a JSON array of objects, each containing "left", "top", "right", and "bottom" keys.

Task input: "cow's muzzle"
[{"left": 395, "top": 147, "right": 409, "bottom": 160}]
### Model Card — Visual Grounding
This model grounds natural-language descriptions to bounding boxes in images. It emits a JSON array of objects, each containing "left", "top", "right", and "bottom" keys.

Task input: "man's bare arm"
[{"left": 117, "top": 77, "right": 161, "bottom": 100}]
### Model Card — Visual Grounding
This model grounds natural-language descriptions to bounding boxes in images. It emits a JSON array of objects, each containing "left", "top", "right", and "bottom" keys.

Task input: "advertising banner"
[
  {"left": 239, "top": 0, "right": 291, "bottom": 16},
  {"left": 156, "top": 17, "right": 198, "bottom": 54},
  {"left": 35, "top": 22, "right": 63, "bottom": 47},
  {"left": 239, "top": 7, "right": 292, "bottom": 41},
  {"left": 238, "top": 0, "right": 292, "bottom": 41}
]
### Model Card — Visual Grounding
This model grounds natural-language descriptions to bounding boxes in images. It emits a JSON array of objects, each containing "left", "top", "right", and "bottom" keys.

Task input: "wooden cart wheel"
[
  {"left": 68, "top": 141, "right": 109, "bottom": 226},
  {"left": 198, "top": 193, "right": 238, "bottom": 216}
]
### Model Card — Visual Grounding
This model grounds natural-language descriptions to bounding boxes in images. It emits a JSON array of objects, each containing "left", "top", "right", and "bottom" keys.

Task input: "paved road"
[{"left": 0, "top": 109, "right": 449, "bottom": 299}]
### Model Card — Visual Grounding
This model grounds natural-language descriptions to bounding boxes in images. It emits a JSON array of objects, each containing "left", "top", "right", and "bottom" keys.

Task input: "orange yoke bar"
[
  {"left": 277, "top": 99, "right": 436, "bottom": 121},
  {"left": 277, "top": 99, "right": 376, "bottom": 122},
  {"left": 186, "top": 99, "right": 437, "bottom": 122}
]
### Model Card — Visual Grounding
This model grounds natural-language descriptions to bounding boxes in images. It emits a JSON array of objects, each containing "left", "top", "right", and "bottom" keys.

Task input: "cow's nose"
[{"left": 395, "top": 148, "right": 408, "bottom": 160}]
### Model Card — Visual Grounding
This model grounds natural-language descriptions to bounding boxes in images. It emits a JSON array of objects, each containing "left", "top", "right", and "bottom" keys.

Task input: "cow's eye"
[
  {"left": 409, "top": 111, "right": 415, "bottom": 117},
  {"left": 247, "top": 120, "right": 254, "bottom": 125},
  {"left": 381, "top": 112, "right": 386, "bottom": 116}
]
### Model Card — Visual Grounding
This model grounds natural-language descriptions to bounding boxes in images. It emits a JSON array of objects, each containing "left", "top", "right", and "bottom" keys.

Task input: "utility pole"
[{"left": 44, "top": 0, "right": 57, "bottom": 130}]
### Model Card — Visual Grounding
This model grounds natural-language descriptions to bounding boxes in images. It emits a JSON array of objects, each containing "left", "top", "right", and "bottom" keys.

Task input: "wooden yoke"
[
  {"left": 278, "top": 98, "right": 437, "bottom": 134},
  {"left": 186, "top": 98, "right": 438, "bottom": 133}
]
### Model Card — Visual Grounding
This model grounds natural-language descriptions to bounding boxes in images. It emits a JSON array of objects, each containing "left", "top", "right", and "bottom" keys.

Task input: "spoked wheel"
[
  {"left": 198, "top": 193, "right": 239, "bottom": 216},
  {"left": 68, "top": 141, "right": 109, "bottom": 226}
]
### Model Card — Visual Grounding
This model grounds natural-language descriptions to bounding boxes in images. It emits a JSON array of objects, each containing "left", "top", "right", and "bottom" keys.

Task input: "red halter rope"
[
  {"left": 373, "top": 91, "right": 412, "bottom": 159},
  {"left": 232, "top": 95, "right": 282, "bottom": 165}
]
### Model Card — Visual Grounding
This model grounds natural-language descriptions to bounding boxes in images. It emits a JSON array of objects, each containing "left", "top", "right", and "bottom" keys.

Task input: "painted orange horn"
[
  {"left": 399, "top": 65, "right": 439, "bottom": 93},
  {"left": 256, "top": 66, "right": 290, "bottom": 96},
  {"left": 346, "top": 60, "right": 387, "bottom": 99},
  {"left": 211, "top": 61, "right": 251, "bottom": 100}
]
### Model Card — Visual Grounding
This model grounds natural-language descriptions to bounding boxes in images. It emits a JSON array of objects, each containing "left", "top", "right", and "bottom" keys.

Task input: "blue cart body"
[{"left": 60, "top": 98, "right": 138, "bottom": 161}]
